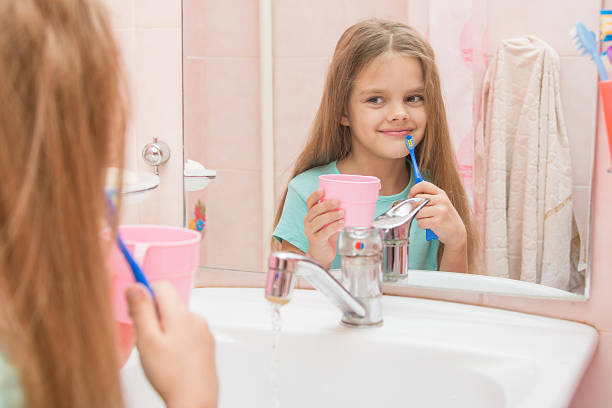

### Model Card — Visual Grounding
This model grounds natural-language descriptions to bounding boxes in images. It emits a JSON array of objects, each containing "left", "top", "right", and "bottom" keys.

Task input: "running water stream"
[{"left": 269, "top": 302, "right": 283, "bottom": 408}]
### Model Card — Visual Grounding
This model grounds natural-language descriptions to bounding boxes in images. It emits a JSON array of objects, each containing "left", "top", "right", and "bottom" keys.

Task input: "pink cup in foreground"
[
  {"left": 109, "top": 225, "right": 201, "bottom": 323},
  {"left": 318, "top": 174, "right": 381, "bottom": 227}
]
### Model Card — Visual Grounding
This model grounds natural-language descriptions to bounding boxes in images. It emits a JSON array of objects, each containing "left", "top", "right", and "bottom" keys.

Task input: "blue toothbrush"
[
  {"left": 105, "top": 192, "right": 155, "bottom": 298},
  {"left": 570, "top": 21, "right": 609, "bottom": 81},
  {"left": 405, "top": 135, "right": 438, "bottom": 241}
]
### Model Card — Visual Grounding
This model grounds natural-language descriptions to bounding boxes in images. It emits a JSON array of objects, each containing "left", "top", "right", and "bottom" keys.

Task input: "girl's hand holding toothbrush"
[
  {"left": 303, "top": 187, "right": 345, "bottom": 269},
  {"left": 126, "top": 281, "right": 219, "bottom": 408},
  {"left": 408, "top": 181, "right": 467, "bottom": 252}
]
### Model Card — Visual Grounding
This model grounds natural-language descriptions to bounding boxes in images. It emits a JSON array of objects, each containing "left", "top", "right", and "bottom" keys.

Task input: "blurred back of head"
[{"left": 0, "top": 0, "right": 126, "bottom": 406}]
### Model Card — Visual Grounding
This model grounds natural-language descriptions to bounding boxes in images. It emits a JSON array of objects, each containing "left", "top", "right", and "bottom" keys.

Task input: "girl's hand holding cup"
[{"left": 304, "top": 187, "right": 345, "bottom": 268}]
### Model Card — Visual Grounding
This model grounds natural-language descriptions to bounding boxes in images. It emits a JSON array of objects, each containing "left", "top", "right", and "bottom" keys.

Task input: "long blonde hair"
[
  {"left": 0, "top": 0, "right": 127, "bottom": 406},
  {"left": 273, "top": 19, "right": 475, "bottom": 270}
]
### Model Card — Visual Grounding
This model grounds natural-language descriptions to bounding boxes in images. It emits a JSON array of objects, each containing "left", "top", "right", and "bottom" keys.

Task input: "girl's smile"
[{"left": 377, "top": 128, "right": 416, "bottom": 138}]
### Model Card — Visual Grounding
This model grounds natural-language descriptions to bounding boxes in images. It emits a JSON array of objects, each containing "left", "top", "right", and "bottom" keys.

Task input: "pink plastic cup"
[
  {"left": 318, "top": 174, "right": 381, "bottom": 227},
  {"left": 109, "top": 225, "right": 201, "bottom": 323}
]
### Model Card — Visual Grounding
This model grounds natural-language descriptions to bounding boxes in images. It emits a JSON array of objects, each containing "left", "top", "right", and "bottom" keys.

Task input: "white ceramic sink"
[
  {"left": 392, "top": 270, "right": 585, "bottom": 299},
  {"left": 121, "top": 288, "right": 597, "bottom": 408}
]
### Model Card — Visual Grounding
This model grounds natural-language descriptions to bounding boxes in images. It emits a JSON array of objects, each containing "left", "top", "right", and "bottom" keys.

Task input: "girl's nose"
[{"left": 389, "top": 107, "right": 409, "bottom": 122}]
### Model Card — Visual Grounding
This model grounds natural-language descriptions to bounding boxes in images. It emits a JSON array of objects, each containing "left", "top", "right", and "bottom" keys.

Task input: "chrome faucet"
[
  {"left": 265, "top": 197, "right": 428, "bottom": 327},
  {"left": 372, "top": 197, "right": 429, "bottom": 282},
  {"left": 265, "top": 231, "right": 383, "bottom": 327}
]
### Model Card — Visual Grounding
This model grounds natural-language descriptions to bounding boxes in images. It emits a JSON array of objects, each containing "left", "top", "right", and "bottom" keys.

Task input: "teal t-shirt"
[
  {"left": 273, "top": 161, "right": 439, "bottom": 270},
  {"left": 0, "top": 352, "right": 23, "bottom": 408}
]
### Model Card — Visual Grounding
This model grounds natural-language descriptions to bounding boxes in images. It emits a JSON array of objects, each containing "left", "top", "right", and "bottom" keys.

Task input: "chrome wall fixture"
[{"left": 142, "top": 138, "right": 171, "bottom": 175}]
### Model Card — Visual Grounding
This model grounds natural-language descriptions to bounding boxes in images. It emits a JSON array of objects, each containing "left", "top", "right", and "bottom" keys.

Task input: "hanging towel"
[{"left": 474, "top": 36, "right": 583, "bottom": 290}]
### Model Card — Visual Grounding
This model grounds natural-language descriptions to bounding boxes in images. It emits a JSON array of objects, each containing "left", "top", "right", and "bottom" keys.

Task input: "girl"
[
  {"left": 273, "top": 19, "right": 474, "bottom": 274},
  {"left": 0, "top": 1, "right": 217, "bottom": 407}
]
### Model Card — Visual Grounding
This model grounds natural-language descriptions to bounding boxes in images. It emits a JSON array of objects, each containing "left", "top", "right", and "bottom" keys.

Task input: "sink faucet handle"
[
  {"left": 373, "top": 197, "right": 430, "bottom": 283},
  {"left": 372, "top": 197, "right": 429, "bottom": 230}
]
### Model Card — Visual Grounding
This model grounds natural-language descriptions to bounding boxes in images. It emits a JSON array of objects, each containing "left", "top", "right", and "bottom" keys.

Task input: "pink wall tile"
[
  {"left": 407, "top": 0, "right": 429, "bottom": 37},
  {"left": 570, "top": 331, "right": 612, "bottom": 407},
  {"left": 183, "top": 58, "right": 207, "bottom": 163},
  {"left": 183, "top": 0, "right": 259, "bottom": 58},
  {"left": 486, "top": 0, "right": 599, "bottom": 56},
  {"left": 560, "top": 57, "right": 598, "bottom": 187},
  {"left": 113, "top": 29, "right": 139, "bottom": 172},
  {"left": 273, "top": 0, "right": 408, "bottom": 58},
  {"left": 185, "top": 57, "right": 260, "bottom": 171},
  {"left": 202, "top": 169, "right": 262, "bottom": 272},
  {"left": 133, "top": 29, "right": 182, "bottom": 153},
  {"left": 273, "top": 57, "right": 329, "bottom": 172},
  {"left": 104, "top": 0, "right": 133, "bottom": 29},
  {"left": 134, "top": 0, "right": 181, "bottom": 28}
]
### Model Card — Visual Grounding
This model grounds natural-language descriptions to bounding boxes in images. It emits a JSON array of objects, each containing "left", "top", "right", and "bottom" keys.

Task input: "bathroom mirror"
[{"left": 182, "top": 0, "right": 598, "bottom": 299}]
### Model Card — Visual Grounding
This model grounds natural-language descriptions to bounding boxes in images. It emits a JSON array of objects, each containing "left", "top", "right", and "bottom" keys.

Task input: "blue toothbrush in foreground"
[
  {"left": 405, "top": 134, "right": 438, "bottom": 242},
  {"left": 106, "top": 192, "right": 155, "bottom": 298}
]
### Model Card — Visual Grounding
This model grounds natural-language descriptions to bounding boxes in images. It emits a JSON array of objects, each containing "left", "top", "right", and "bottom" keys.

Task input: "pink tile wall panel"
[
  {"left": 113, "top": 29, "right": 139, "bottom": 173},
  {"left": 273, "top": 0, "right": 408, "bottom": 58},
  {"left": 202, "top": 169, "right": 262, "bottom": 272},
  {"left": 486, "top": 0, "right": 599, "bottom": 56},
  {"left": 571, "top": 332, "right": 612, "bottom": 407},
  {"left": 133, "top": 28, "right": 183, "bottom": 225},
  {"left": 183, "top": 0, "right": 259, "bottom": 58},
  {"left": 185, "top": 57, "right": 260, "bottom": 171},
  {"left": 104, "top": 0, "right": 133, "bottom": 29},
  {"left": 134, "top": 0, "right": 181, "bottom": 28},
  {"left": 183, "top": 59, "right": 207, "bottom": 164},
  {"left": 273, "top": 57, "right": 329, "bottom": 174},
  {"left": 560, "top": 57, "right": 598, "bottom": 187},
  {"left": 182, "top": 1, "right": 261, "bottom": 272}
]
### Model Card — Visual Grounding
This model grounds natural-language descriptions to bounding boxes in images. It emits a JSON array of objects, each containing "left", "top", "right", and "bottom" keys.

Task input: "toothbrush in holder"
[
  {"left": 105, "top": 192, "right": 155, "bottom": 298},
  {"left": 570, "top": 21, "right": 609, "bottom": 81},
  {"left": 405, "top": 134, "right": 438, "bottom": 242}
]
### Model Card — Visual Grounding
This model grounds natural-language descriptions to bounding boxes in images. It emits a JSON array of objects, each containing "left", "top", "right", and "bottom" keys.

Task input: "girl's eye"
[
  {"left": 406, "top": 95, "right": 424, "bottom": 104},
  {"left": 366, "top": 96, "right": 383, "bottom": 104}
]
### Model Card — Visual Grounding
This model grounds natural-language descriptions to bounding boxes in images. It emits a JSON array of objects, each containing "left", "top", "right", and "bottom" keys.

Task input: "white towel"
[{"left": 474, "top": 36, "right": 582, "bottom": 290}]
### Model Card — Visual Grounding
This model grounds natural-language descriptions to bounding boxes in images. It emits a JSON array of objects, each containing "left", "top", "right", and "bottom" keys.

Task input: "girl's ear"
[{"left": 340, "top": 114, "right": 350, "bottom": 126}]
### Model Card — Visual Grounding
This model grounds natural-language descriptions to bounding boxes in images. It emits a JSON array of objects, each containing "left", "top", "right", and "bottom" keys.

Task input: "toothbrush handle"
[
  {"left": 410, "top": 153, "right": 423, "bottom": 182},
  {"left": 410, "top": 156, "right": 436, "bottom": 240},
  {"left": 117, "top": 235, "right": 155, "bottom": 298},
  {"left": 596, "top": 55, "right": 609, "bottom": 81}
]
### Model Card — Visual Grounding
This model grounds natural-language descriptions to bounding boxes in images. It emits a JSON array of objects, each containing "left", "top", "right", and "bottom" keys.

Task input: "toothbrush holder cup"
[{"left": 598, "top": 80, "right": 612, "bottom": 169}]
